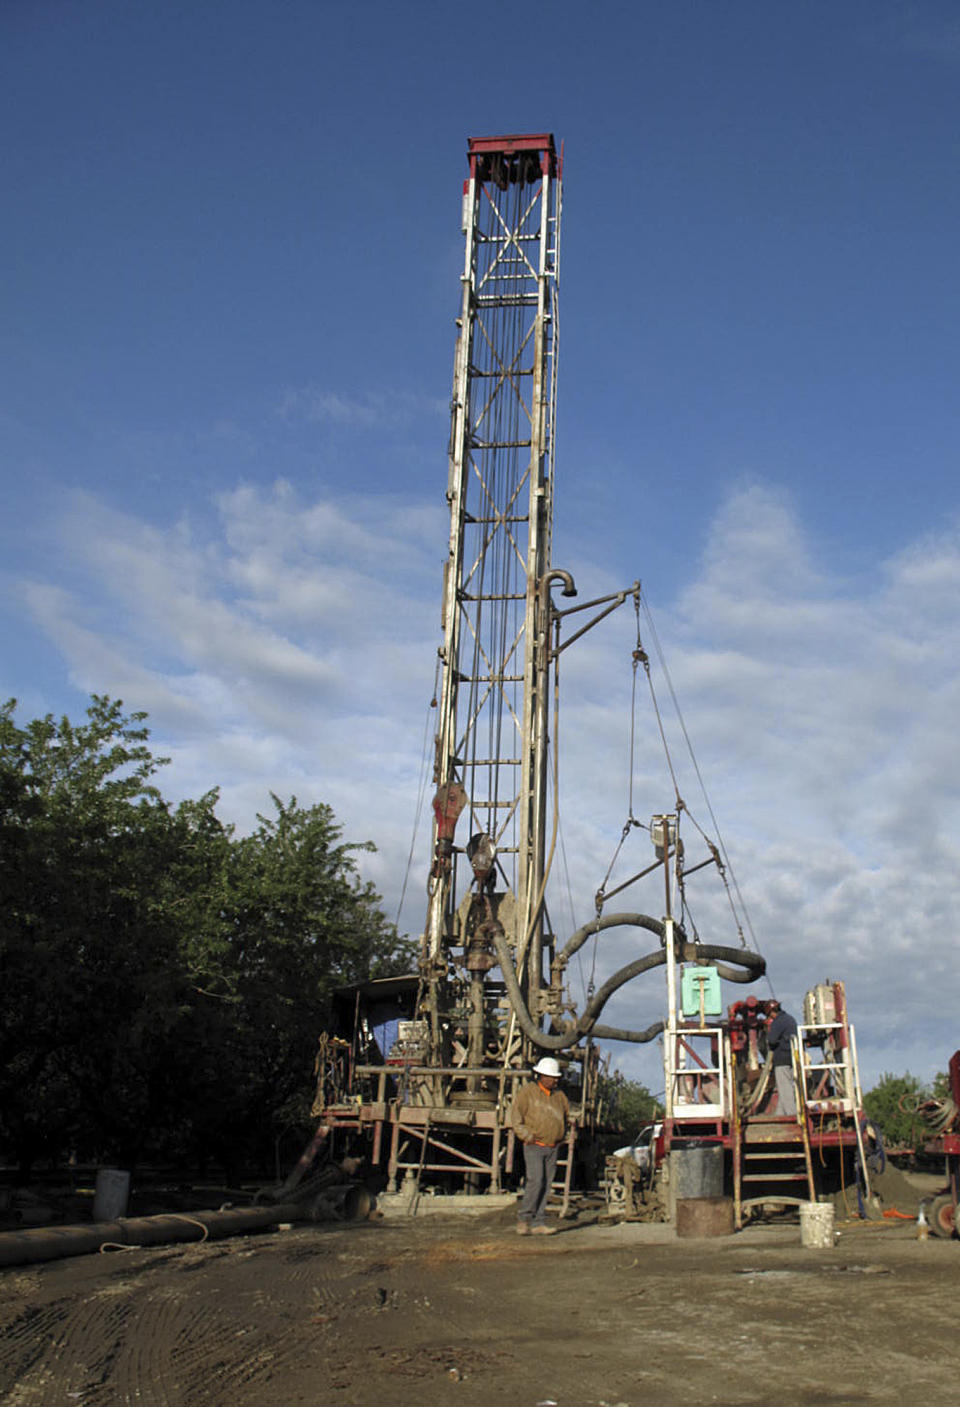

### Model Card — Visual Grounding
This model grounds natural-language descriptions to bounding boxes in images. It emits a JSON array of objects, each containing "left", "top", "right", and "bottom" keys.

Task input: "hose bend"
[
  {"left": 558, "top": 912, "right": 666, "bottom": 965},
  {"left": 491, "top": 924, "right": 578, "bottom": 1051},
  {"left": 589, "top": 1020, "right": 666, "bottom": 1045},
  {"left": 493, "top": 916, "right": 765, "bottom": 1052}
]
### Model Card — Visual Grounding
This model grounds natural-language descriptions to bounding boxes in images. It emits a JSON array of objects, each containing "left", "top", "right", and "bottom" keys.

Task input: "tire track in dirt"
[
  {"left": 0, "top": 1255, "right": 316, "bottom": 1407},
  {"left": 87, "top": 1286, "right": 199, "bottom": 1407},
  {"left": 108, "top": 1266, "right": 317, "bottom": 1407},
  {"left": 0, "top": 1286, "right": 135, "bottom": 1405},
  {"left": 177, "top": 1324, "right": 308, "bottom": 1407},
  {"left": 0, "top": 1299, "right": 75, "bottom": 1402}
]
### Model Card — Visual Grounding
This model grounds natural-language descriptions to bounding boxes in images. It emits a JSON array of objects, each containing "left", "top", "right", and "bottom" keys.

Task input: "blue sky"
[{"left": 4, "top": 0, "right": 960, "bottom": 1093}]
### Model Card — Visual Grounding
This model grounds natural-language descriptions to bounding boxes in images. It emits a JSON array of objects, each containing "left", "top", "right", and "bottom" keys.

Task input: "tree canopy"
[
  {"left": 862, "top": 1071, "right": 940, "bottom": 1154},
  {"left": 603, "top": 1072, "right": 664, "bottom": 1133},
  {"left": 0, "top": 696, "right": 413, "bottom": 1173}
]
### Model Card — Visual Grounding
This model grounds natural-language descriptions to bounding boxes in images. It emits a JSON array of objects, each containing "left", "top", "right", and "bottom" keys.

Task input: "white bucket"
[
  {"left": 93, "top": 1167, "right": 131, "bottom": 1221},
  {"left": 799, "top": 1199, "right": 835, "bottom": 1248}
]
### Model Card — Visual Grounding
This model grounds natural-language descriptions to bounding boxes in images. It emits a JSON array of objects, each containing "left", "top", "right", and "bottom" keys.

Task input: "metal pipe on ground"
[{"left": 0, "top": 1185, "right": 373, "bottom": 1270}]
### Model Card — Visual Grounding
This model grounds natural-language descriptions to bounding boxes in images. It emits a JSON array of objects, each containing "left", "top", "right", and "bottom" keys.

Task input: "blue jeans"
[{"left": 519, "top": 1142, "right": 559, "bottom": 1224}]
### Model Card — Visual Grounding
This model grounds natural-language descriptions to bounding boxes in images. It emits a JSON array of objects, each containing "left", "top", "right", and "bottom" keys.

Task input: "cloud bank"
[{"left": 17, "top": 479, "right": 960, "bottom": 1091}]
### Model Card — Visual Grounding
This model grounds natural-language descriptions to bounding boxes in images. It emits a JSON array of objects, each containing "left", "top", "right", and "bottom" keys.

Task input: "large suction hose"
[{"left": 492, "top": 913, "right": 765, "bottom": 1051}]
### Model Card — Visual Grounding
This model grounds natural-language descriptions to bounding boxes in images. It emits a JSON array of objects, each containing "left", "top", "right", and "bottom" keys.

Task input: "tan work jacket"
[{"left": 510, "top": 1079, "right": 570, "bottom": 1147}]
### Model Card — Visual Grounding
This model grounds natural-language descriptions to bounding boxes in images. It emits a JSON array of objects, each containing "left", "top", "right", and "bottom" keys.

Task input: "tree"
[
  {"left": 931, "top": 1068, "right": 953, "bottom": 1102},
  {"left": 602, "top": 1071, "right": 663, "bottom": 1134},
  {"left": 0, "top": 696, "right": 412, "bottom": 1173},
  {"left": 174, "top": 794, "right": 416, "bottom": 1170},
  {"left": 862, "top": 1072, "right": 931, "bottom": 1153},
  {"left": 0, "top": 696, "right": 183, "bottom": 1168}
]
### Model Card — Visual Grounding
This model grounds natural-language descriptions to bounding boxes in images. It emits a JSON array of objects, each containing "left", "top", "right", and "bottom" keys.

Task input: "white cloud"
[
  {"left": 16, "top": 478, "right": 960, "bottom": 1091},
  {"left": 276, "top": 386, "right": 448, "bottom": 427},
  {"left": 17, "top": 482, "right": 444, "bottom": 939},
  {"left": 537, "top": 482, "right": 960, "bottom": 1090}
]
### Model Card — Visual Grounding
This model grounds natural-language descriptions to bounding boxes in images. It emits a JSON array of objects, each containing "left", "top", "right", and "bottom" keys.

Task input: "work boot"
[
  {"left": 531, "top": 1224, "right": 556, "bottom": 1235},
  {"left": 516, "top": 1220, "right": 531, "bottom": 1236}
]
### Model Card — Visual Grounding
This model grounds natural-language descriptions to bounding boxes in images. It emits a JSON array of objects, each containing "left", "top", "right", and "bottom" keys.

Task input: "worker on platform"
[
  {"left": 766, "top": 999, "right": 798, "bottom": 1117},
  {"left": 511, "top": 1055, "right": 570, "bottom": 1235}
]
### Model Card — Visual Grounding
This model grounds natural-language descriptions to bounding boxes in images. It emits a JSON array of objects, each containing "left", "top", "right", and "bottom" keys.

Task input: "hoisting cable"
[
  {"left": 639, "top": 590, "right": 761, "bottom": 955},
  {"left": 396, "top": 653, "right": 443, "bottom": 930},
  {"left": 676, "top": 808, "right": 746, "bottom": 947},
  {"left": 594, "top": 817, "right": 645, "bottom": 915},
  {"left": 591, "top": 608, "right": 737, "bottom": 948},
  {"left": 636, "top": 599, "right": 681, "bottom": 810},
  {"left": 594, "top": 588, "right": 647, "bottom": 914},
  {"left": 557, "top": 812, "right": 593, "bottom": 1008}
]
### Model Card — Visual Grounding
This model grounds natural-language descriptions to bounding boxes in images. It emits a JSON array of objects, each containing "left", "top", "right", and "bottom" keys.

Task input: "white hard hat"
[{"left": 533, "top": 1057, "right": 562, "bottom": 1078}]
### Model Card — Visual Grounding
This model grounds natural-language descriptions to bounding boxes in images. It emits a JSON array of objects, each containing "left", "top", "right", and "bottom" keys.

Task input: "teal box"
[{"left": 681, "top": 965, "right": 722, "bottom": 1018}]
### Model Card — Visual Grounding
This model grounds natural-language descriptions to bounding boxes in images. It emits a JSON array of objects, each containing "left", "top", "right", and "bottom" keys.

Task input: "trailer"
[
  {"left": 920, "top": 1049, "right": 960, "bottom": 1237},
  {"left": 608, "top": 977, "right": 873, "bottom": 1227}
]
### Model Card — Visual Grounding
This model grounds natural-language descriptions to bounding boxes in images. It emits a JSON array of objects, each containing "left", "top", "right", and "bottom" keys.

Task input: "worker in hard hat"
[{"left": 510, "top": 1056, "right": 570, "bottom": 1235}]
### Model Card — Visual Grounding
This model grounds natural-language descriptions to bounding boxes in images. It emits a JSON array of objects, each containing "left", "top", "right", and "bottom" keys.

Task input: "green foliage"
[
  {"left": 0, "top": 696, "right": 411, "bottom": 1173},
  {"left": 931, "top": 1069, "right": 951, "bottom": 1101},
  {"left": 862, "top": 1071, "right": 933, "bottom": 1152},
  {"left": 602, "top": 1071, "right": 664, "bottom": 1133},
  {"left": 1, "top": 696, "right": 184, "bottom": 1168},
  {"left": 172, "top": 794, "right": 415, "bottom": 1168}
]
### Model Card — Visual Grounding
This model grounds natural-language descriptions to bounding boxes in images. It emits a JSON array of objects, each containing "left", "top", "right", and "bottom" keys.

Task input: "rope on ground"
[
  {"left": 99, "top": 1214, "right": 211, "bottom": 1255},
  {"left": 169, "top": 1214, "right": 210, "bottom": 1242}
]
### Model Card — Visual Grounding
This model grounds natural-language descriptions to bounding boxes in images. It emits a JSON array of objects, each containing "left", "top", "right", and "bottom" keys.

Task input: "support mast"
[
  {"left": 312, "top": 136, "right": 767, "bottom": 1202},
  {"left": 422, "top": 134, "right": 562, "bottom": 1070}
]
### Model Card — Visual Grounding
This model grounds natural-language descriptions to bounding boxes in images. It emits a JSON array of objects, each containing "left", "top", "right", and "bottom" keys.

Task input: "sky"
[{"left": 4, "top": 0, "right": 960, "bottom": 1096}]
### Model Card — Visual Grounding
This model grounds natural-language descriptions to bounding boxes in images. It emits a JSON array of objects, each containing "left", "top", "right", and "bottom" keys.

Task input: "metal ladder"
[
  {"left": 548, "top": 1124, "right": 578, "bottom": 1217},
  {"left": 738, "top": 1052, "right": 815, "bottom": 1221}
]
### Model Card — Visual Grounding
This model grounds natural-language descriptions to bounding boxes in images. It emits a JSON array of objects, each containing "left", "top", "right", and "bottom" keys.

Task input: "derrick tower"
[
  {"left": 312, "top": 135, "right": 765, "bottom": 1202},
  {"left": 421, "top": 133, "right": 565, "bottom": 1078}
]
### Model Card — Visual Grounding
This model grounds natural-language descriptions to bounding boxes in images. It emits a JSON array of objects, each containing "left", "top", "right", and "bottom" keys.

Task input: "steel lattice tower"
[
  {"left": 312, "top": 135, "right": 765, "bottom": 1203},
  {"left": 421, "top": 134, "right": 563, "bottom": 1075}
]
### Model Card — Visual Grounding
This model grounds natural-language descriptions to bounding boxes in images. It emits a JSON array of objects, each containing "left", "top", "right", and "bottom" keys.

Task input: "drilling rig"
[{"left": 312, "top": 134, "right": 766, "bottom": 1208}]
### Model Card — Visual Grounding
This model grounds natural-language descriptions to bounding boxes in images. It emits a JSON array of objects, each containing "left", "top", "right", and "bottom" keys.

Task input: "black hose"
[
  {"left": 559, "top": 912, "right": 667, "bottom": 965},
  {"left": 589, "top": 1020, "right": 666, "bottom": 1045},
  {"left": 493, "top": 917, "right": 765, "bottom": 1052}
]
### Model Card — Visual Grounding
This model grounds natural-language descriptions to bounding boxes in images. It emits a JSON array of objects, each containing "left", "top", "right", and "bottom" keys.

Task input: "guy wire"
[{"left": 639, "top": 591, "right": 761, "bottom": 953}]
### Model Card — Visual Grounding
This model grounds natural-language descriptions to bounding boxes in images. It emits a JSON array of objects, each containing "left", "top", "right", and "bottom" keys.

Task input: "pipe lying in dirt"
[{"left": 0, "top": 1185, "right": 372, "bottom": 1270}]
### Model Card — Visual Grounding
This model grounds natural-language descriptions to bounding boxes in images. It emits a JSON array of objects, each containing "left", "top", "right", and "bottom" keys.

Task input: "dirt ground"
[{"left": 2, "top": 1186, "right": 959, "bottom": 1407}]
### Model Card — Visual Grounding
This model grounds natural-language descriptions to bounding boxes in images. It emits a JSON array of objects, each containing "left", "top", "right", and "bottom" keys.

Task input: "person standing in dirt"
[
  {"left": 510, "top": 1056, "right": 570, "bottom": 1235},
  {"left": 766, "top": 999, "right": 798, "bottom": 1117}
]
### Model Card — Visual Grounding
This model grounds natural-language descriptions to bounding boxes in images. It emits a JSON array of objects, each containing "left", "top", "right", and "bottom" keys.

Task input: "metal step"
[
  {"left": 743, "top": 1151, "right": 806, "bottom": 1161},
  {"left": 742, "top": 1172, "right": 809, "bottom": 1182},
  {"left": 743, "top": 1128, "right": 804, "bottom": 1145}
]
